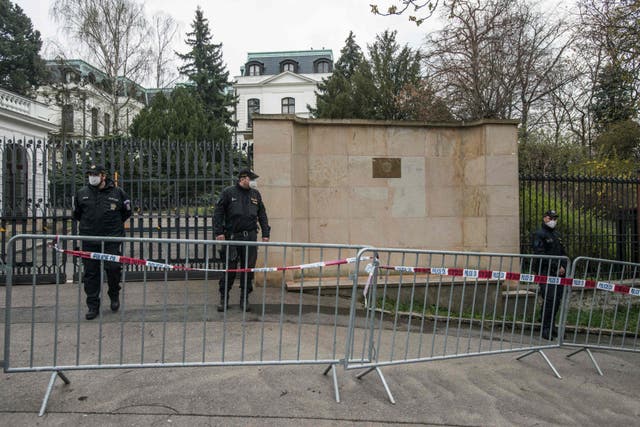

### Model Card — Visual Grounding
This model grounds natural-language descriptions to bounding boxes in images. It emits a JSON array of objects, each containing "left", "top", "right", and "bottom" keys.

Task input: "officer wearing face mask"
[
  {"left": 73, "top": 164, "right": 132, "bottom": 320},
  {"left": 213, "top": 168, "right": 270, "bottom": 312},
  {"left": 532, "top": 209, "right": 567, "bottom": 340}
]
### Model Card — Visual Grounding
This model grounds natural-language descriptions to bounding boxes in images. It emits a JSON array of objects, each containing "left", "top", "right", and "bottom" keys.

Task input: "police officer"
[
  {"left": 531, "top": 209, "right": 567, "bottom": 340},
  {"left": 213, "top": 168, "right": 270, "bottom": 312},
  {"left": 73, "top": 164, "right": 132, "bottom": 320}
]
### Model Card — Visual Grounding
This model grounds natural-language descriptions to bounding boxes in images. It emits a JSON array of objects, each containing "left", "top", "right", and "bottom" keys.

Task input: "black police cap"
[
  {"left": 86, "top": 164, "right": 106, "bottom": 174},
  {"left": 238, "top": 168, "right": 259, "bottom": 179},
  {"left": 544, "top": 210, "right": 558, "bottom": 218}
]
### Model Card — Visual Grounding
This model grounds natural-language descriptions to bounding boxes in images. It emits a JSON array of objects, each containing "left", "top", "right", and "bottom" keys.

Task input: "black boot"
[
  {"left": 86, "top": 307, "right": 99, "bottom": 320},
  {"left": 217, "top": 294, "right": 229, "bottom": 312},
  {"left": 110, "top": 295, "right": 120, "bottom": 312},
  {"left": 239, "top": 294, "right": 251, "bottom": 312}
]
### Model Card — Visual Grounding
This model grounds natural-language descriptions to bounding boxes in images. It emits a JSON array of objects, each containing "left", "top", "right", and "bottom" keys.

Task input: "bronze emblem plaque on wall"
[{"left": 372, "top": 158, "right": 401, "bottom": 178}]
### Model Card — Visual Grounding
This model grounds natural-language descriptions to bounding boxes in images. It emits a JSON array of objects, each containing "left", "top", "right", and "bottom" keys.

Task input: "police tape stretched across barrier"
[
  {"left": 370, "top": 264, "right": 640, "bottom": 298},
  {"left": 45, "top": 237, "right": 640, "bottom": 298},
  {"left": 48, "top": 238, "right": 369, "bottom": 274}
]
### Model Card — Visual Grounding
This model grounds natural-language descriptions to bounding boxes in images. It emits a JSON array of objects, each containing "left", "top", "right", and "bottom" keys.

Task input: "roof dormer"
[
  {"left": 280, "top": 59, "right": 299, "bottom": 74},
  {"left": 245, "top": 61, "right": 264, "bottom": 76}
]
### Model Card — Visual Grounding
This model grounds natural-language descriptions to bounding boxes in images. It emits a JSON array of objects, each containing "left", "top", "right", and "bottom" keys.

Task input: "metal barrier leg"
[
  {"left": 355, "top": 367, "right": 395, "bottom": 404},
  {"left": 566, "top": 347, "right": 604, "bottom": 376},
  {"left": 322, "top": 364, "right": 341, "bottom": 403},
  {"left": 39, "top": 371, "right": 70, "bottom": 417},
  {"left": 517, "top": 350, "right": 562, "bottom": 379},
  {"left": 331, "top": 365, "right": 341, "bottom": 403},
  {"left": 375, "top": 368, "right": 395, "bottom": 404},
  {"left": 355, "top": 366, "right": 375, "bottom": 379}
]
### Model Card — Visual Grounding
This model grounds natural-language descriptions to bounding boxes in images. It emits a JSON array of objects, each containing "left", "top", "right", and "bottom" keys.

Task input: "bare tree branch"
[
  {"left": 370, "top": 0, "right": 448, "bottom": 25},
  {"left": 51, "top": 0, "right": 152, "bottom": 134},
  {"left": 151, "top": 12, "right": 180, "bottom": 88}
]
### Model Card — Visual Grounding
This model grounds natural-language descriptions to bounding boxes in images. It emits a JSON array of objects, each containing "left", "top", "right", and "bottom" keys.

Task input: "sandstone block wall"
[{"left": 253, "top": 115, "right": 519, "bottom": 255}]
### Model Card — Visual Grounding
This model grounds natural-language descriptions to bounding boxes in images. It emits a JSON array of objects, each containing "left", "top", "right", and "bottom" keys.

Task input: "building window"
[
  {"left": 247, "top": 98, "right": 260, "bottom": 129},
  {"left": 248, "top": 64, "right": 261, "bottom": 76},
  {"left": 104, "top": 113, "right": 111, "bottom": 136},
  {"left": 280, "top": 60, "right": 298, "bottom": 73},
  {"left": 281, "top": 97, "right": 295, "bottom": 114},
  {"left": 91, "top": 108, "right": 99, "bottom": 137},
  {"left": 246, "top": 61, "right": 263, "bottom": 76},
  {"left": 62, "top": 104, "right": 74, "bottom": 133},
  {"left": 314, "top": 59, "right": 332, "bottom": 73}
]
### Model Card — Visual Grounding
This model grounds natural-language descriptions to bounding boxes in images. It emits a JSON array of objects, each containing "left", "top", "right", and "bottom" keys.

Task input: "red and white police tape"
[
  {"left": 48, "top": 238, "right": 369, "bottom": 274},
  {"left": 47, "top": 238, "right": 638, "bottom": 298},
  {"left": 372, "top": 264, "right": 640, "bottom": 298}
]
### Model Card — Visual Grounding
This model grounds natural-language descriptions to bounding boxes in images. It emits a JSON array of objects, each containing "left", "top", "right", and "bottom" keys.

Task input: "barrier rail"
[
  {"left": 3, "top": 234, "right": 367, "bottom": 415},
  {"left": 346, "top": 247, "right": 571, "bottom": 403},
  {"left": 562, "top": 256, "right": 640, "bottom": 375}
]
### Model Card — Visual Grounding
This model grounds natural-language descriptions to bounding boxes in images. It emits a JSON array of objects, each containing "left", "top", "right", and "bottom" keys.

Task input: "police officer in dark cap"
[
  {"left": 531, "top": 209, "right": 568, "bottom": 340},
  {"left": 213, "top": 168, "right": 270, "bottom": 312},
  {"left": 73, "top": 164, "right": 132, "bottom": 320}
]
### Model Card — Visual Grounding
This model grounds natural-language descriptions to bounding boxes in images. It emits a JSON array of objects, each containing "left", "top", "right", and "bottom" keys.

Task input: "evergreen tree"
[
  {"left": 367, "top": 30, "right": 422, "bottom": 120},
  {"left": 177, "top": 7, "right": 236, "bottom": 129},
  {"left": 591, "top": 62, "right": 636, "bottom": 134},
  {"left": 130, "top": 87, "right": 215, "bottom": 141},
  {"left": 311, "top": 30, "right": 424, "bottom": 121},
  {"left": 335, "top": 31, "right": 365, "bottom": 80},
  {"left": 593, "top": 119, "right": 640, "bottom": 160},
  {"left": 0, "top": 0, "right": 47, "bottom": 96},
  {"left": 310, "top": 31, "right": 369, "bottom": 118}
]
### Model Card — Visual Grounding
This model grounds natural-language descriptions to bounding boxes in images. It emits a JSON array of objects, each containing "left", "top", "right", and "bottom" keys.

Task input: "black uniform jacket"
[
  {"left": 73, "top": 179, "right": 132, "bottom": 237},
  {"left": 531, "top": 223, "right": 568, "bottom": 274},
  {"left": 213, "top": 184, "right": 270, "bottom": 238}
]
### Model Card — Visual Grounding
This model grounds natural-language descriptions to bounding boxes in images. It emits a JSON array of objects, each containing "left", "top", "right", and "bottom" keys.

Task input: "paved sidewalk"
[{"left": 1, "top": 281, "right": 640, "bottom": 426}]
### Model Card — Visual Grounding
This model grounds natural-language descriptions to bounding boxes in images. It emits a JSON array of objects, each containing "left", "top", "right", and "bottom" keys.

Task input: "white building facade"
[
  {"left": 37, "top": 59, "right": 148, "bottom": 139},
  {"left": 233, "top": 50, "right": 333, "bottom": 145},
  {"left": 0, "top": 88, "right": 57, "bottom": 217}
]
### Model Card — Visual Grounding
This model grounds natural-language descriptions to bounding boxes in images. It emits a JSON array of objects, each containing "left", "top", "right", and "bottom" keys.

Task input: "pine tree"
[
  {"left": 130, "top": 87, "right": 214, "bottom": 141},
  {"left": 311, "top": 30, "right": 424, "bottom": 121},
  {"left": 177, "top": 7, "right": 236, "bottom": 129},
  {"left": 367, "top": 30, "right": 422, "bottom": 120},
  {"left": 591, "top": 62, "right": 636, "bottom": 134},
  {"left": 310, "top": 31, "right": 369, "bottom": 118},
  {"left": 0, "top": 0, "right": 47, "bottom": 96}
]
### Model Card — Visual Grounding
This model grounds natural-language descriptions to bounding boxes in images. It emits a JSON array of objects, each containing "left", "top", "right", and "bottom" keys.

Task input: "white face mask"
[
  {"left": 88, "top": 175, "right": 102, "bottom": 186},
  {"left": 546, "top": 220, "right": 557, "bottom": 229},
  {"left": 249, "top": 180, "right": 258, "bottom": 189}
]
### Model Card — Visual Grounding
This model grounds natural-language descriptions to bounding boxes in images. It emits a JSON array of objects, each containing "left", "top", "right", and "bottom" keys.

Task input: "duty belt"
[{"left": 232, "top": 230, "right": 255, "bottom": 238}]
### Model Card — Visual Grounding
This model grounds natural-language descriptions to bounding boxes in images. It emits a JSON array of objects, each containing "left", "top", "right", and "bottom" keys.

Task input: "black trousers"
[
  {"left": 219, "top": 231, "right": 258, "bottom": 300},
  {"left": 539, "top": 283, "right": 565, "bottom": 334},
  {"left": 82, "top": 242, "right": 122, "bottom": 311}
]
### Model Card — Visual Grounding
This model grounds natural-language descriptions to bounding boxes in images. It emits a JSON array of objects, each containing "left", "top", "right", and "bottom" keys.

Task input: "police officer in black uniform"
[
  {"left": 214, "top": 168, "right": 270, "bottom": 312},
  {"left": 531, "top": 209, "right": 567, "bottom": 340},
  {"left": 73, "top": 164, "right": 132, "bottom": 320}
]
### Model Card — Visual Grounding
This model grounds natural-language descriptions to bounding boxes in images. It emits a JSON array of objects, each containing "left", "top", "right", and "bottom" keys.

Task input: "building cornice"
[
  {"left": 235, "top": 73, "right": 327, "bottom": 88},
  {"left": 0, "top": 88, "right": 57, "bottom": 132}
]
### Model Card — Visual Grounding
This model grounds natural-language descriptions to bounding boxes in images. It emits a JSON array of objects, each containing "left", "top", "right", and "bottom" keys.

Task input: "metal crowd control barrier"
[
  {"left": 562, "top": 256, "right": 640, "bottom": 375},
  {"left": 3, "top": 234, "right": 367, "bottom": 415},
  {"left": 346, "top": 247, "right": 571, "bottom": 403}
]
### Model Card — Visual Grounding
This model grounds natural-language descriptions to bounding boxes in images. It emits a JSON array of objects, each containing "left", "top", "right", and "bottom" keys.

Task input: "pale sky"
[{"left": 14, "top": 0, "right": 435, "bottom": 86}]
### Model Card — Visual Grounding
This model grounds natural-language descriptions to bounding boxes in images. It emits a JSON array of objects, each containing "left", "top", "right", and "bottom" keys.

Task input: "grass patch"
[{"left": 375, "top": 296, "right": 640, "bottom": 334}]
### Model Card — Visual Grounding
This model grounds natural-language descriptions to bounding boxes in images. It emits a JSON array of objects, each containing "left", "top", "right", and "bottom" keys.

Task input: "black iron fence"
[
  {"left": 1, "top": 135, "right": 250, "bottom": 283},
  {"left": 520, "top": 174, "right": 640, "bottom": 263}
]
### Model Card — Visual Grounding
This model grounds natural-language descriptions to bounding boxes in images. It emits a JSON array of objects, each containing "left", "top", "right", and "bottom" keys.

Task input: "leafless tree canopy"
[
  {"left": 51, "top": 0, "right": 152, "bottom": 133},
  {"left": 151, "top": 12, "right": 180, "bottom": 89},
  {"left": 423, "top": 0, "right": 573, "bottom": 139}
]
